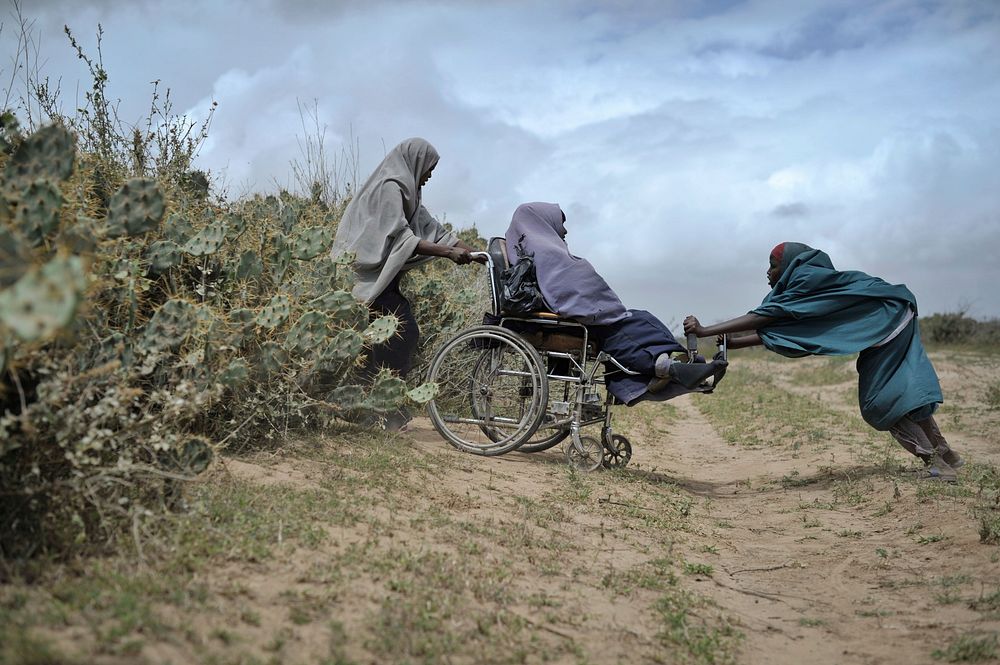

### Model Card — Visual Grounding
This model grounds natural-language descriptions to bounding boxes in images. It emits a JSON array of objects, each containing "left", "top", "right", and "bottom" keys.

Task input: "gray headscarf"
[
  {"left": 331, "top": 137, "right": 458, "bottom": 303},
  {"left": 505, "top": 202, "right": 629, "bottom": 325}
]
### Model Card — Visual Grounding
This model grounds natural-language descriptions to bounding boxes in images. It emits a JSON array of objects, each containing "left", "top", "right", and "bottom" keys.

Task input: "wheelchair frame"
[{"left": 424, "top": 238, "right": 726, "bottom": 471}]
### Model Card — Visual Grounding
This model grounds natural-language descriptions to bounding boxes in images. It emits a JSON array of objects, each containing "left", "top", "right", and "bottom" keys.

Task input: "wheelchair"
[{"left": 424, "top": 237, "right": 727, "bottom": 471}]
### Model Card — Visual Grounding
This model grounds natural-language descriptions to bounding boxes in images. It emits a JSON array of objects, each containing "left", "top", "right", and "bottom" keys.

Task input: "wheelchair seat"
[{"left": 487, "top": 236, "right": 594, "bottom": 354}]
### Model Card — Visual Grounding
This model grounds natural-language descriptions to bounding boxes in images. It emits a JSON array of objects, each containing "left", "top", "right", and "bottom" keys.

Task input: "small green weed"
[
  {"left": 873, "top": 501, "right": 894, "bottom": 517},
  {"left": 602, "top": 557, "right": 676, "bottom": 595},
  {"left": 969, "top": 589, "right": 1000, "bottom": 615},
  {"left": 932, "top": 632, "right": 999, "bottom": 662},
  {"left": 983, "top": 382, "right": 1000, "bottom": 410},
  {"left": 918, "top": 534, "right": 947, "bottom": 544},
  {"left": 653, "top": 584, "right": 741, "bottom": 665},
  {"left": 683, "top": 562, "right": 714, "bottom": 576}
]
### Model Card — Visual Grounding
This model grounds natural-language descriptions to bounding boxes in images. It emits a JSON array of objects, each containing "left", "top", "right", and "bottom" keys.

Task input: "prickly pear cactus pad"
[
  {"left": 311, "top": 290, "right": 365, "bottom": 324},
  {"left": 284, "top": 310, "right": 331, "bottom": 355},
  {"left": 364, "top": 314, "right": 399, "bottom": 345},
  {"left": 0, "top": 226, "right": 31, "bottom": 288},
  {"left": 226, "top": 308, "right": 256, "bottom": 345},
  {"left": 59, "top": 214, "right": 100, "bottom": 254},
  {"left": 106, "top": 178, "right": 166, "bottom": 237},
  {"left": 182, "top": 221, "right": 227, "bottom": 256},
  {"left": 331, "top": 251, "right": 356, "bottom": 266},
  {"left": 327, "top": 384, "right": 366, "bottom": 411},
  {"left": 291, "top": 226, "right": 334, "bottom": 260},
  {"left": 406, "top": 382, "right": 438, "bottom": 403},
  {"left": 2, "top": 124, "right": 75, "bottom": 195},
  {"left": 364, "top": 372, "right": 407, "bottom": 413},
  {"left": 235, "top": 250, "right": 263, "bottom": 280},
  {"left": 140, "top": 298, "right": 197, "bottom": 352},
  {"left": 16, "top": 179, "right": 63, "bottom": 245},
  {"left": 0, "top": 255, "right": 86, "bottom": 341},
  {"left": 224, "top": 212, "right": 248, "bottom": 239},
  {"left": 270, "top": 234, "right": 293, "bottom": 284},
  {"left": 218, "top": 358, "right": 250, "bottom": 387},
  {"left": 146, "top": 240, "right": 183, "bottom": 272},
  {"left": 322, "top": 328, "right": 363, "bottom": 362},
  {"left": 256, "top": 341, "right": 288, "bottom": 377},
  {"left": 256, "top": 295, "right": 291, "bottom": 329},
  {"left": 163, "top": 213, "right": 194, "bottom": 243}
]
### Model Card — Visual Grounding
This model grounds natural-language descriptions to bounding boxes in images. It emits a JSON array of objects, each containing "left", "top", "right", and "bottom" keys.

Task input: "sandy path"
[
  {"left": 613, "top": 387, "right": 998, "bottom": 665},
  {"left": 400, "top": 375, "right": 1000, "bottom": 664}
]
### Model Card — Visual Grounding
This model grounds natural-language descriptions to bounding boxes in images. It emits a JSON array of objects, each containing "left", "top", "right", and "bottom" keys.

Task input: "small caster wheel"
[
  {"left": 602, "top": 434, "right": 632, "bottom": 469},
  {"left": 566, "top": 435, "right": 603, "bottom": 472}
]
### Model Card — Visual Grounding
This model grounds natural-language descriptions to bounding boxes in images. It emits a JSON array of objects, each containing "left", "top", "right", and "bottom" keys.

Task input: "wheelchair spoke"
[{"left": 426, "top": 326, "right": 548, "bottom": 456}]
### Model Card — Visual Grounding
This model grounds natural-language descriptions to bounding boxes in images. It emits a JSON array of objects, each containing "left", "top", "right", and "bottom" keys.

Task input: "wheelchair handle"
[
  {"left": 470, "top": 251, "right": 492, "bottom": 269},
  {"left": 686, "top": 332, "right": 698, "bottom": 362}
]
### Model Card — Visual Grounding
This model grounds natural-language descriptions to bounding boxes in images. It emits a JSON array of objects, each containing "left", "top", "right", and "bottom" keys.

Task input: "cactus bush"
[{"left": 0, "top": 116, "right": 486, "bottom": 560}]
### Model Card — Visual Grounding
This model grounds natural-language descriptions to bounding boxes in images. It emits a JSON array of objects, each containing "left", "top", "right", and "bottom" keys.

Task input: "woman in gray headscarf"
[{"left": 332, "top": 137, "right": 483, "bottom": 429}]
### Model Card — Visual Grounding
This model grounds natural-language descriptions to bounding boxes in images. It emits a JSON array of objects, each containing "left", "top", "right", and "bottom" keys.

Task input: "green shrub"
[
  {"left": 921, "top": 312, "right": 1000, "bottom": 347},
  {"left": 0, "top": 33, "right": 479, "bottom": 559}
]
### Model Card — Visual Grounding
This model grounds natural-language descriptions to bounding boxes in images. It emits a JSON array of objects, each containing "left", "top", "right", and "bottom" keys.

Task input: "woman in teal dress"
[{"left": 683, "top": 242, "right": 963, "bottom": 480}]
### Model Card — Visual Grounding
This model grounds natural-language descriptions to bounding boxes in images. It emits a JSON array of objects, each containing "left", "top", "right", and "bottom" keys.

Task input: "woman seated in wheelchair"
[{"left": 503, "top": 202, "right": 723, "bottom": 406}]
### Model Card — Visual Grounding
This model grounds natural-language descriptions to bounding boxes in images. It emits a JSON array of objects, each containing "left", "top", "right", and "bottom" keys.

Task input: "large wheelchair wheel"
[
  {"left": 476, "top": 353, "right": 570, "bottom": 453},
  {"left": 484, "top": 347, "right": 570, "bottom": 453},
  {"left": 427, "top": 326, "right": 548, "bottom": 456}
]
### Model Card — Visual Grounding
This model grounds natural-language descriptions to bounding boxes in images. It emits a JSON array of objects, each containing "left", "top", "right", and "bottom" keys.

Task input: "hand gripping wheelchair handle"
[{"left": 686, "top": 332, "right": 698, "bottom": 362}]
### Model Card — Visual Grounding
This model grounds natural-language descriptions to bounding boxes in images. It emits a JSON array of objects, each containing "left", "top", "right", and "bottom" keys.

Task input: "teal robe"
[{"left": 751, "top": 248, "right": 942, "bottom": 431}]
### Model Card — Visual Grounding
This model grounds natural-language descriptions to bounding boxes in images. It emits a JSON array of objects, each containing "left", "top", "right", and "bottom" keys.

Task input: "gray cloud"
[
  {"left": 772, "top": 202, "right": 808, "bottom": 218},
  {"left": 5, "top": 0, "right": 999, "bottom": 321}
]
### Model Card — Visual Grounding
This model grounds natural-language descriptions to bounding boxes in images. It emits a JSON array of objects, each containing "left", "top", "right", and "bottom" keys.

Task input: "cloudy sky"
[{"left": 6, "top": 0, "right": 1000, "bottom": 325}]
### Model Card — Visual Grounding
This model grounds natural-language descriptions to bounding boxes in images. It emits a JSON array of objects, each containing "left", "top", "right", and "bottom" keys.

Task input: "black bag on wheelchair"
[{"left": 500, "top": 239, "right": 548, "bottom": 315}]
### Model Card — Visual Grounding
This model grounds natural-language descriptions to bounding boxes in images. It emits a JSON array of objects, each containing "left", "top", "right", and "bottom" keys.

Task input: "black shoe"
[
  {"left": 940, "top": 449, "right": 964, "bottom": 469},
  {"left": 668, "top": 362, "right": 720, "bottom": 390}
]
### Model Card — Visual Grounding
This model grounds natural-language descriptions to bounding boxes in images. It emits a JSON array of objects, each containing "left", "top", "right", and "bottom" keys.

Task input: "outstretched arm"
[
  {"left": 724, "top": 331, "right": 764, "bottom": 350},
  {"left": 683, "top": 313, "right": 773, "bottom": 350},
  {"left": 414, "top": 239, "right": 486, "bottom": 264}
]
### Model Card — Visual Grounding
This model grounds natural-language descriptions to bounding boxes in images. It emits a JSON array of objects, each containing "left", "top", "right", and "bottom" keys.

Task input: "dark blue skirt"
[{"left": 589, "top": 310, "right": 685, "bottom": 404}]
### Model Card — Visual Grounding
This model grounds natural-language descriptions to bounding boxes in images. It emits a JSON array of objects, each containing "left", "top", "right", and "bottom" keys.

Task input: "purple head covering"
[{"left": 504, "top": 202, "right": 629, "bottom": 325}]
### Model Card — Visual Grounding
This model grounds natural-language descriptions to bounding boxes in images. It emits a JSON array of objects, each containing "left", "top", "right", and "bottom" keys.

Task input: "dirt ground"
[
  {"left": 216, "top": 352, "right": 1000, "bottom": 664},
  {"left": 4, "top": 351, "right": 1000, "bottom": 665}
]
